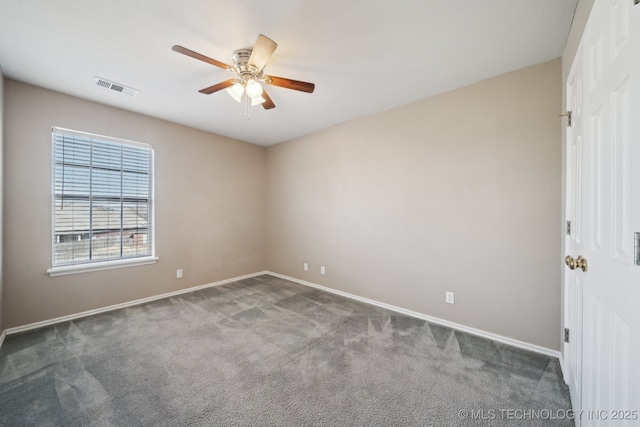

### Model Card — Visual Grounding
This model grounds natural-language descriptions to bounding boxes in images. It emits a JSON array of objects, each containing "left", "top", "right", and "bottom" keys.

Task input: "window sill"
[{"left": 47, "top": 256, "right": 159, "bottom": 277}]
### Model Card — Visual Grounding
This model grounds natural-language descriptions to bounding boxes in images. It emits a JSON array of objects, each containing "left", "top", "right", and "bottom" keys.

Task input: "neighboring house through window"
[{"left": 47, "top": 127, "right": 157, "bottom": 276}]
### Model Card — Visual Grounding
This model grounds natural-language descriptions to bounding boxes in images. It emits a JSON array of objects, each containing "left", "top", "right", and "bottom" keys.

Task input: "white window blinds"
[{"left": 51, "top": 128, "right": 154, "bottom": 267}]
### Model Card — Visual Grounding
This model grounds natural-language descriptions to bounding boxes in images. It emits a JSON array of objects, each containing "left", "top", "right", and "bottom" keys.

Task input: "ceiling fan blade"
[
  {"left": 199, "top": 79, "right": 236, "bottom": 94},
  {"left": 261, "top": 89, "right": 276, "bottom": 110},
  {"left": 172, "top": 45, "right": 231, "bottom": 70},
  {"left": 248, "top": 34, "right": 277, "bottom": 71},
  {"left": 264, "top": 75, "right": 315, "bottom": 93}
]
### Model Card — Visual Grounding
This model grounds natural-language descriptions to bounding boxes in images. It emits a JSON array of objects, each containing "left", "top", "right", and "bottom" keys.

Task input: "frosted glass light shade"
[
  {"left": 245, "top": 79, "right": 263, "bottom": 98},
  {"left": 250, "top": 96, "right": 266, "bottom": 106},
  {"left": 226, "top": 82, "right": 244, "bottom": 102}
]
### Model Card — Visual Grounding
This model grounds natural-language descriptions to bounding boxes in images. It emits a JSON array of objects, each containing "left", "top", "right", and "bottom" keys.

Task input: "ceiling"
[{"left": 0, "top": 0, "right": 578, "bottom": 147}]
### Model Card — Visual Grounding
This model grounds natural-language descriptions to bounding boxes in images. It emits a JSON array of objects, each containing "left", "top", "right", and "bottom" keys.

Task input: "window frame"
[{"left": 47, "top": 127, "right": 158, "bottom": 276}]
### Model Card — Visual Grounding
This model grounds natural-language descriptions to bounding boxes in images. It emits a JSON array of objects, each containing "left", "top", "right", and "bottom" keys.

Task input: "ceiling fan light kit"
[
  {"left": 172, "top": 34, "right": 315, "bottom": 118},
  {"left": 225, "top": 48, "right": 267, "bottom": 111}
]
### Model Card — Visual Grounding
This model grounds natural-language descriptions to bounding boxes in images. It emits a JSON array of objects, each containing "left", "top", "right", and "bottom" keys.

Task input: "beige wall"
[
  {"left": 266, "top": 59, "right": 562, "bottom": 350},
  {"left": 3, "top": 80, "right": 266, "bottom": 328}
]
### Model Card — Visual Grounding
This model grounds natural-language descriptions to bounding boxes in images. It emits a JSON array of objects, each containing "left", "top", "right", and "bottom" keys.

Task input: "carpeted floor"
[{"left": 0, "top": 274, "right": 573, "bottom": 426}]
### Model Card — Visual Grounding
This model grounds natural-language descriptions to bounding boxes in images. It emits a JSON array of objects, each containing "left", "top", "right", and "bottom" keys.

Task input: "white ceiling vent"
[{"left": 94, "top": 77, "right": 140, "bottom": 97}]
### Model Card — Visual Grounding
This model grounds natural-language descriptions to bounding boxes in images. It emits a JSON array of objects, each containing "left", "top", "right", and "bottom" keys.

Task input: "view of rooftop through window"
[{"left": 52, "top": 128, "right": 154, "bottom": 266}]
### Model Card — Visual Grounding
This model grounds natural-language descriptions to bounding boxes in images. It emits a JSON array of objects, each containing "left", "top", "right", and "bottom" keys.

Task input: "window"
[{"left": 48, "top": 128, "right": 157, "bottom": 276}]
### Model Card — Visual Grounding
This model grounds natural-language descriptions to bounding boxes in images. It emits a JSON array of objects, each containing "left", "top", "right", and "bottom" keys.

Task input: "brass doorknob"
[
  {"left": 565, "top": 255, "right": 576, "bottom": 270},
  {"left": 576, "top": 255, "right": 588, "bottom": 272}
]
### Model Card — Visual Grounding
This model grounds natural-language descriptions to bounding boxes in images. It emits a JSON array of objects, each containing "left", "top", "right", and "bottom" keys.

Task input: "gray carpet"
[{"left": 0, "top": 275, "right": 572, "bottom": 426}]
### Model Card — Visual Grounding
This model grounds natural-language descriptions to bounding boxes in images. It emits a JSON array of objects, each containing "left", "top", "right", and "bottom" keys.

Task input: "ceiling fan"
[{"left": 172, "top": 34, "right": 315, "bottom": 113}]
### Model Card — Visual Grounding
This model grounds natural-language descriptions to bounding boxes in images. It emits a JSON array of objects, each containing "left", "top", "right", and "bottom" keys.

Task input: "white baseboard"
[
  {"left": 4, "top": 270, "right": 562, "bottom": 362},
  {"left": 5, "top": 271, "right": 268, "bottom": 336},
  {"left": 266, "top": 271, "right": 562, "bottom": 360}
]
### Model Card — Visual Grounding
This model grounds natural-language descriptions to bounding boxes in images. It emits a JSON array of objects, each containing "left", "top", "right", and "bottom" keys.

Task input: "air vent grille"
[
  {"left": 96, "top": 79, "right": 111, "bottom": 89},
  {"left": 94, "top": 77, "right": 140, "bottom": 97}
]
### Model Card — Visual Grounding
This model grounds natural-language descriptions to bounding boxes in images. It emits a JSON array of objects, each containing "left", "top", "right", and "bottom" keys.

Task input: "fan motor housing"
[{"left": 232, "top": 49, "right": 253, "bottom": 73}]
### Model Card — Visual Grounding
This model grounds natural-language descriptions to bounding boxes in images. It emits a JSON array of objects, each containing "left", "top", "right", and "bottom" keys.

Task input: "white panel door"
[
  {"left": 564, "top": 49, "right": 585, "bottom": 422},
  {"left": 565, "top": 1, "right": 640, "bottom": 425}
]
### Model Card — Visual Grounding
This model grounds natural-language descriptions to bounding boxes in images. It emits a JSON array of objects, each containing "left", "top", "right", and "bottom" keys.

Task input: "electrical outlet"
[
  {"left": 320, "top": 266, "right": 326, "bottom": 275},
  {"left": 304, "top": 262, "right": 308, "bottom": 271},
  {"left": 177, "top": 269, "right": 183, "bottom": 279},
  {"left": 446, "top": 291, "right": 454, "bottom": 304}
]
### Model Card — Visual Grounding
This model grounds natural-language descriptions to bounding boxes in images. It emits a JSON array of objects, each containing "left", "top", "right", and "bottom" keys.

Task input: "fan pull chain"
[{"left": 244, "top": 93, "right": 251, "bottom": 120}]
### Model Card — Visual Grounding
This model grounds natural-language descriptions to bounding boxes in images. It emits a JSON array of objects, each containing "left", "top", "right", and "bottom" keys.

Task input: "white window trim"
[
  {"left": 49, "top": 127, "right": 157, "bottom": 276},
  {"left": 47, "top": 256, "right": 159, "bottom": 277}
]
